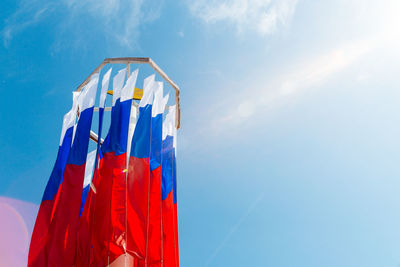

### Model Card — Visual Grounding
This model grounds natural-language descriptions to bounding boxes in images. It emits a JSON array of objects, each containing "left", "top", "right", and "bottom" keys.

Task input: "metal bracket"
[
  {"left": 76, "top": 57, "right": 181, "bottom": 129},
  {"left": 89, "top": 130, "right": 104, "bottom": 145}
]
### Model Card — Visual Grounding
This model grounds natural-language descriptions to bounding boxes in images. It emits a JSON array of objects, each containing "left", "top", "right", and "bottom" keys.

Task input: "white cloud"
[
  {"left": 2, "top": 1, "right": 56, "bottom": 47},
  {"left": 210, "top": 39, "right": 374, "bottom": 132},
  {"left": 187, "top": 0, "right": 298, "bottom": 36},
  {"left": 185, "top": 0, "right": 400, "bottom": 143},
  {"left": 2, "top": 0, "right": 163, "bottom": 48}
]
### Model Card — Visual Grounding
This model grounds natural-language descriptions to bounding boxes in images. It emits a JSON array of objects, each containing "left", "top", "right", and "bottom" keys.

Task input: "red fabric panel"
[
  {"left": 46, "top": 164, "right": 86, "bottom": 267},
  {"left": 162, "top": 192, "right": 177, "bottom": 267},
  {"left": 91, "top": 152, "right": 127, "bottom": 265},
  {"left": 76, "top": 167, "right": 100, "bottom": 267},
  {"left": 126, "top": 156, "right": 150, "bottom": 260},
  {"left": 91, "top": 152, "right": 121, "bottom": 266},
  {"left": 147, "top": 166, "right": 162, "bottom": 265},
  {"left": 91, "top": 153, "right": 113, "bottom": 266},
  {"left": 173, "top": 204, "right": 179, "bottom": 267},
  {"left": 27, "top": 200, "right": 52, "bottom": 267},
  {"left": 109, "top": 152, "right": 127, "bottom": 262}
]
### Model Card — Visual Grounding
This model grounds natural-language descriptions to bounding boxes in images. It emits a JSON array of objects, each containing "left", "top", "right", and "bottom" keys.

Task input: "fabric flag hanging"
[
  {"left": 110, "top": 68, "right": 139, "bottom": 263},
  {"left": 76, "top": 151, "right": 99, "bottom": 267},
  {"left": 46, "top": 73, "right": 98, "bottom": 267},
  {"left": 97, "top": 67, "right": 113, "bottom": 163},
  {"left": 127, "top": 74, "right": 155, "bottom": 262},
  {"left": 147, "top": 82, "right": 169, "bottom": 266},
  {"left": 76, "top": 68, "right": 112, "bottom": 267},
  {"left": 171, "top": 108, "right": 179, "bottom": 267},
  {"left": 161, "top": 105, "right": 179, "bottom": 267},
  {"left": 28, "top": 92, "right": 79, "bottom": 267},
  {"left": 92, "top": 68, "right": 139, "bottom": 265},
  {"left": 91, "top": 67, "right": 126, "bottom": 266}
]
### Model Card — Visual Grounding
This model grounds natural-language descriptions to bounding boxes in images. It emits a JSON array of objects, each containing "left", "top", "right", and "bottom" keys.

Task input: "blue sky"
[{"left": 1, "top": 0, "right": 400, "bottom": 266}]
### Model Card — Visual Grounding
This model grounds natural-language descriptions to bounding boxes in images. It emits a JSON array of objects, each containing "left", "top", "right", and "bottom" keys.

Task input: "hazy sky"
[{"left": 1, "top": 0, "right": 400, "bottom": 266}]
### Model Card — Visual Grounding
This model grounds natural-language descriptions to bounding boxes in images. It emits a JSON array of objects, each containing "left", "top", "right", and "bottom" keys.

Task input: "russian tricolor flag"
[
  {"left": 28, "top": 91, "right": 79, "bottom": 267},
  {"left": 127, "top": 76, "right": 169, "bottom": 266},
  {"left": 46, "top": 73, "right": 98, "bottom": 267},
  {"left": 76, "top": 68, "right": 112, "bottom": 267},
  {"left": 92, "top": 68, "right": 139, "bottom": 265},
  {"left": 126, "top": 74, "right": 155, "bottom": 262},
  {"left": 161, "top": 105, "right": 179, "bottom": 267},
  {"left": 147, "top": 82, "right": 169, "bottom": 266}
]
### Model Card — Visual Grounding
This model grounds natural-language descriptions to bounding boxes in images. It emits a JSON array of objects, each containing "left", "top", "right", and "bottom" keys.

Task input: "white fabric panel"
[
  {"left": 83, "top": 150, "right": 97, "bottom": 188},
  {"left": 99, "top": 68, "right": 112, "bottom": 108},
  {"left": 162, "top": 94, "right": 169, "bottom": 113},
  {"left": 72, "top": 125, "right": 77, "bottom": 147},
  {"left": 152, "top": 81, "right": 167, "bottom": 117},
  {"left": 72, "top": 91, "right": 80, "bottom": 145},
  {"left": 78, "top": 72, "right": 99, "bottom": 112},
  {"left": 121, "top": 69, "right": 139, "bottom": 102},
  {"left": 162, "top": 105, "right": 176, "bottom": 141},
  {"left": 139, "top": 74, "right": 155, "bottom": 108},
  {"left": 59, "top": 91, "right": 80, "bottom": 145},
  {"left": 72, "top": 91, "right": 80, "bottom": 111},
  {"left": 126, "top": 104, "right": 137, "bottom": 167},
  {"left": 112, "top": 68, "right": 126, "bottom": 106},
  {"left": 170, "top": 105, "right": 177, "bottom": 150}
]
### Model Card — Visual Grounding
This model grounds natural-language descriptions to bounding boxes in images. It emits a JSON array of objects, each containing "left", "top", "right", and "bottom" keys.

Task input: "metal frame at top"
[{"left": 76, "top": 57, "right": 181, "bottom": 129}]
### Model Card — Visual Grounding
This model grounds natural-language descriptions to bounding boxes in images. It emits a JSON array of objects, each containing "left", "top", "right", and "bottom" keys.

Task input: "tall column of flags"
[{"left": 28, "top": 66, "right": 179, "bottom": 267}]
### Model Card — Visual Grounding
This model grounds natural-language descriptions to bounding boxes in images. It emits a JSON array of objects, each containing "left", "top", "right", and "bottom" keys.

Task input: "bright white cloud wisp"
[
  {"left": 201, "top": 36, "right": 386, "bottom": 139},
  {"left": 188, "top": 0, "right": 298, "bottom": 35},
  {"left": 202, "top": 0, "right": 400, "bottom": 136},
  {"left": 2, "top": 0, "right": 163, "bottom": 48},
  {"left": 2, "top": 2, "right": 56, "bottom": 47}
]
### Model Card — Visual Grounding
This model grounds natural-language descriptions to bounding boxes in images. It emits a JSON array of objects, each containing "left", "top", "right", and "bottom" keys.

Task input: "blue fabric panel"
[
  {"left": 130, "top": 104, "right": 152, "bottom": 158},
  {"left": 67, "top": 107, "right": 94, "bottom": 166},
  {"left": 102, "top": 99, "right": 132, "bottom": 155},
  {"left": 172, "top": 148, "right": 177, "bottom": 204},
  {"left": 80, "top": 184, "right": 90, "bottom": 216},
  {"left": 101, "top": 133, "right": 110, "bottom": 155},
  {"left": 161, "top": 136, "right": 174, "bottom": 200},
  {"left": 150, "top": 113, "right": 163, "bottom": 171},
  {"left": 42, "top": 126, "right": 74, "bottom": 201}
]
